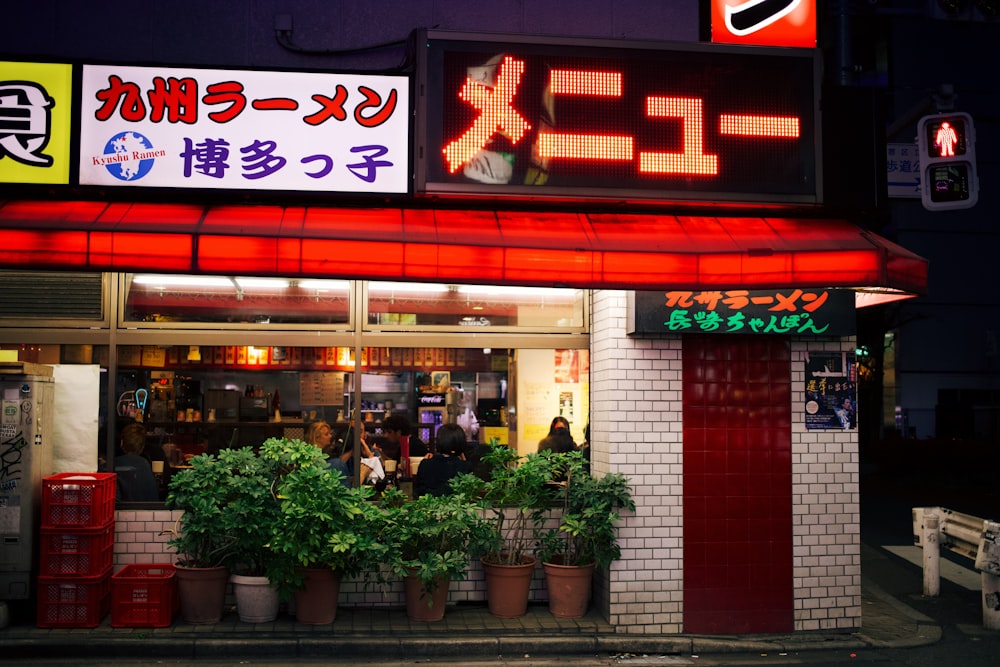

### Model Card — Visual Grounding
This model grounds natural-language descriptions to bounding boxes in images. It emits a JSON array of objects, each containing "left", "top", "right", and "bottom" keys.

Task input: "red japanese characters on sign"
[
  {"left": 440, "top": 56, "right": 801, "bottom": 178},
  {"left": 417, "top": 31, "right": 820, "bottom": 205}
]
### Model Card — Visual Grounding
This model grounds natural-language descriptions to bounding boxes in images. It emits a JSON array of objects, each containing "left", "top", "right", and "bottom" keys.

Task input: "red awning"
[{"left": 0, "top": 200, "right": 927, "bottom": 295}]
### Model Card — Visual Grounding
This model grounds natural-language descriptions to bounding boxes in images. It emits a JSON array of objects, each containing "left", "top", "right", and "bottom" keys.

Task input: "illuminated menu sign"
[
  {"left": 627, "top": 289, "right": 855, "bottom": 336},
  {"left": 416, "top": 31, "right": 820, "bottom": 205}
]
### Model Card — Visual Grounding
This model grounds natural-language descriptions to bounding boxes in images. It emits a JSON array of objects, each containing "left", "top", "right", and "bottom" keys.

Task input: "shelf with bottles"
[{"left": 117, "top": 346, "right": 498, "bottom": 373}]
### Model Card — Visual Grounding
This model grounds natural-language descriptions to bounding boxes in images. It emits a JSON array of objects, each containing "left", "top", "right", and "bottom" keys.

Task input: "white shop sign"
[{"left": 79, "top": 65, "right": 409, "bottom": 194}]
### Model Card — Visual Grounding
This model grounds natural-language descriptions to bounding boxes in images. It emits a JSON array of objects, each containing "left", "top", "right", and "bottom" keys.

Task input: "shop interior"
[{"left": 107, "top": 345, "right": 513, "bottom": 491}]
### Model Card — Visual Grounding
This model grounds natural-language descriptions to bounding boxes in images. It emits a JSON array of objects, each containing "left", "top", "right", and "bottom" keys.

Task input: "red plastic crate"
[
  {"left": 39, "top": 521, "right": 115, "bottom": 577},
  {"left": 36, "top": 568, "right": 111, "bottom": 628},
  {"left": 41, "top": 473, "right": 116, "bottom": 528},
  {"left": 111, "top": 564, "right": 178, "bottom": 628}
]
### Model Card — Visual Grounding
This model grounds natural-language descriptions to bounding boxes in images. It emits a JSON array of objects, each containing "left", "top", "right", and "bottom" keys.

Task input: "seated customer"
[
  {"left": 305, "top": 420, "right": 335, "bottom": 455},
  {"left": 379, "top": 413, "right": 428, "bottom": 463},
  {"left": 331, "top": 421, "right": 377, "bottom": 487},
  {"left": 114, "top": 423, "right": 160, "bottom": 502},
  {"left": 414, "top": 423, "right": 472, "bottom": 497}
]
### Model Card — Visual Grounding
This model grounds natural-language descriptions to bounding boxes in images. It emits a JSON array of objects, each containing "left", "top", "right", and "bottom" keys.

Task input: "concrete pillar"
[{"left": 923, "top": 513, "right": 940, "bottom": 597}]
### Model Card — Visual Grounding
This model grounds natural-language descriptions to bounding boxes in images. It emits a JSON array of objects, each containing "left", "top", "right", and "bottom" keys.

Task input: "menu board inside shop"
[
  {"left": 299, "top": 372, "right": 345, "bottom": 406},
  {"left": 627, "top": 288, "right": 855, "bottom": 336}
]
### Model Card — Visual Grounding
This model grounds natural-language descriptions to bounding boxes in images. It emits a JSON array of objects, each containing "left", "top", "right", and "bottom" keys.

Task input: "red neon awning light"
[{"left": 0, "top": 200, "right": 927, "bottom": 295}]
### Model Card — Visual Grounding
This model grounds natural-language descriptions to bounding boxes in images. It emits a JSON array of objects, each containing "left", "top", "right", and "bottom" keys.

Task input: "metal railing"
[{"left": 912, "top": 506, "right": 1000, "bottom": 630}]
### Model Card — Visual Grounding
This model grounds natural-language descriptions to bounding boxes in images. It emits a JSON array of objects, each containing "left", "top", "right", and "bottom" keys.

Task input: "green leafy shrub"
[
  {"left": 164, "top": 450, "right": 243, "bottom": 569},
  {"left": 260, "top": 437, "right": 385, "bottom": 598},
  {"left": 536, "top": 451, "right": 634, "bottom": 568},
  {"left": 376, "top": 487, "right": 492, "bottom": 593},
  {"left": 450, "top": 444, "right": 561, "bottom": 566}
]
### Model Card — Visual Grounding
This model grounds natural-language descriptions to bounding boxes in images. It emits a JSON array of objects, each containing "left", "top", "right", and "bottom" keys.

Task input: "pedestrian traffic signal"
[{"left": 917, "top": 112, "right": 978, "bottom": 211}]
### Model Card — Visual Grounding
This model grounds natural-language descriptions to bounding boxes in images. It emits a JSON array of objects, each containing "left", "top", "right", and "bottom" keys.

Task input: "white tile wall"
[{"left": 789, "top": 339, "right": 862, "bottom": 631}]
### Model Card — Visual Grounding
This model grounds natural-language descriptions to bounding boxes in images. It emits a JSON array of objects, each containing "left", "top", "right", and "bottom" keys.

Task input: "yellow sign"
[{"left": 0, "top": 61, "right": 73, "bottom": 184}]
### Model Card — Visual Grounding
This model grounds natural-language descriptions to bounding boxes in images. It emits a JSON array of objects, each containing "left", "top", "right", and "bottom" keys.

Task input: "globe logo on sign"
[{"left": 101, "top": 131, "right": 157, "bottom": 181}]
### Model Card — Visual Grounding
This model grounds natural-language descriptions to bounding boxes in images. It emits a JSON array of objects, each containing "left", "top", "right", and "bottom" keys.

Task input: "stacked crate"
[
  {"left": 36, "top": 473, "right": 116, "bottom": 628},
  {"left": 111, "top": 563, "right": 178, "bottom": 627}
]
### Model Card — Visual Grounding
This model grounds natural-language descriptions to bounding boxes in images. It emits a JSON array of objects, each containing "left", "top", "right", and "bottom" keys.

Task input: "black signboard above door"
[{"left": 627, "top": 289, "right": 855, "bottom": 337}]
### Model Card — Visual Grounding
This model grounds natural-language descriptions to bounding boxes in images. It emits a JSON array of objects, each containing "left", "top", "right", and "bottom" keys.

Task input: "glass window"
[
  {"left": 122, "top": 274, "right": 351, "bottom": 327},
  {"left": 367, "top": 282, "right": 586, "bottom": 330}
]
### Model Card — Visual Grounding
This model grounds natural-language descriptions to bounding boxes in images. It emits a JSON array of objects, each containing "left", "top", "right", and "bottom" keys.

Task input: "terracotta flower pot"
[
  {"left": 542, "top": 561, "right": 595, "bottom": 618},
  {"left": 404, "top": 571, "right": 449, "bottom": 622},
  {"left": 481, "top": 557, "right": 536, "bottom": 618},
  {"left": 174, "top": 565, "right": 229, "bottom": 624},
  {"left": 294, "top": 567, "right": 342, "bottom": 625}
]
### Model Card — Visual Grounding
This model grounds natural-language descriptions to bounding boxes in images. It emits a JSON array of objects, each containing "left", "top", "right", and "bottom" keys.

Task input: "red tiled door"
[{"left": 682, "top": 336, "right": 793, "bottom": 633}]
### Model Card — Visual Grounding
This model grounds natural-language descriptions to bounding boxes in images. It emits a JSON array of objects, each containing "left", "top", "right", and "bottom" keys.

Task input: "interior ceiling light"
[
  {"left": 133, "top": 274, "right": 232, "bottom": 288},
  {"left": 234, "top": 277, "right": 290, "bottom": 289},
  {"left": 369, "top": 282, "right": 450, "bottom": 294},
  {"left": 457, "top": 285, "right": 575, "bottom": 297},
  {"left": 298, "top": 279, "right": 350, "bottom": 291}
]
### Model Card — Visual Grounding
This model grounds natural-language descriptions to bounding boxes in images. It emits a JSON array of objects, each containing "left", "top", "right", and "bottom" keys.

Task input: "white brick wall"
[
  {"left": 789, "top": 339, "right": 862, "bottom": 631},
  {"left": 591, "top": 289, "right": 685, "bottom": 634},
  {"left": 113, "top": 509, "right": 179, "bottom": 566}
]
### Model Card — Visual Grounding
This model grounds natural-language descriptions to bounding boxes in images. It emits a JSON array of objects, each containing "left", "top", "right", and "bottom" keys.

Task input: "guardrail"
[{"left": 913, "top": 507, "right": 1000, "bottom": 630}]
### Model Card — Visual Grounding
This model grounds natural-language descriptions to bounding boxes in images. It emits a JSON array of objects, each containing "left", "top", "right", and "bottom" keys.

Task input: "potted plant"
[
  {"left": 219, "top": 446, "right": 283, "bottom": 623},
  {"left": 260, "top": 437, "right": 383, "bottom": 624},
  {"left": 536, "top": 451, "right": 634, "bottom": 618},
  {"left": 376, "top": 487, "right": 491, "bottom": 621},
  {"left": 164, "top": 451, "right": 240, "bottom": 624},
  {"left": 451, "top": 444, "right": 559, "bottom": 618}
]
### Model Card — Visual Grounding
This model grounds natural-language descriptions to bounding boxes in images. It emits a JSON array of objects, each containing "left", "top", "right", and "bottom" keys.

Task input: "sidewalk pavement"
[{"left": 1, "top": 543, "right": 942, "bottom": 663}]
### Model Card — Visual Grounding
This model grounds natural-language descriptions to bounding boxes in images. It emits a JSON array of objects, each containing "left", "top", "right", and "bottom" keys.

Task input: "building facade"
[{"left": 1, "top": 1, "right": 935, "bottom": 634}]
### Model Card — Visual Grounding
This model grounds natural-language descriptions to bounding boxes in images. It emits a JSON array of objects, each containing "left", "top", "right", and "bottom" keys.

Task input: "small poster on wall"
[
  {"left": 554, "top": 349, "right": 579, "bottom": 383},
  {"left": 804, "top": 351, "right": 857, "bottom": 431}
]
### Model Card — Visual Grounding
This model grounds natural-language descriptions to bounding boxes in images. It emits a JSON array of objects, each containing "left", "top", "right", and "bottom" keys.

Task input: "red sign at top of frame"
[
  {"left": 711, "top": 0, "right": 817, "bottom": 48},
  {"left": 416, "top": 30, "right": 820, "bottom": 206}
]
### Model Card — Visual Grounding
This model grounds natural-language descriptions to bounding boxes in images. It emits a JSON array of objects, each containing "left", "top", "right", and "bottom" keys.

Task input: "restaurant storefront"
[{"left": 1, "top": 28, "right": 927, "bottom": 635}]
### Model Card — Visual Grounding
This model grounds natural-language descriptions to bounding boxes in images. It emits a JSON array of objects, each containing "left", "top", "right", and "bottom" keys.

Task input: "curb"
[{"left": 1, "top": 631, "right": 879, "bottom": 661}]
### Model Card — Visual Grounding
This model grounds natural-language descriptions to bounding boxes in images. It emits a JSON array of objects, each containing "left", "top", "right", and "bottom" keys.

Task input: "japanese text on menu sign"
[
  {"left": 418, "top": 33, "right": 819, "bottom": 204},
  {"left": 79, "top": 65, "right": 409, "bottom": 193},
  {"left": 629, "top": 289, "right": 856, "bottom": 336}
]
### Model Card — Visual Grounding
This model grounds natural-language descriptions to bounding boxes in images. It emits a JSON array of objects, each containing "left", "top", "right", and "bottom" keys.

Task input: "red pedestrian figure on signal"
[{"left": 935, "top": 121, "right": 958, "bottom": 157}]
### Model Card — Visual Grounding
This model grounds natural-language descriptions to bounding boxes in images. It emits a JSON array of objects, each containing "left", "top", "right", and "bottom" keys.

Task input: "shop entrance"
[{"left": 682, "top": 336, "right": 793, "bottom": 633}]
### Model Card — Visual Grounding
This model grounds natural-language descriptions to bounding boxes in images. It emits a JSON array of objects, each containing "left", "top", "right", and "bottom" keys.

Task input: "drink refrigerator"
[
  {"left": 0, "top": 363, "right": 54, "bottom": 602},
  {"left": 416, "top": 406, "right": 445, "bottom": 446}
]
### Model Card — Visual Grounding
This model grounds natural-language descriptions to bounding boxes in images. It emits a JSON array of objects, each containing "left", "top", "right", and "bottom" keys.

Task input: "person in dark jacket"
[
  {"left": 114, "top": 422, "right": 160, "bottom": 502},
  {"left": 414, "top": 423, "right": 471, "bottom": 497},
  {"left": 380, "top": 413, "right": 427, "bottom": 462}
]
